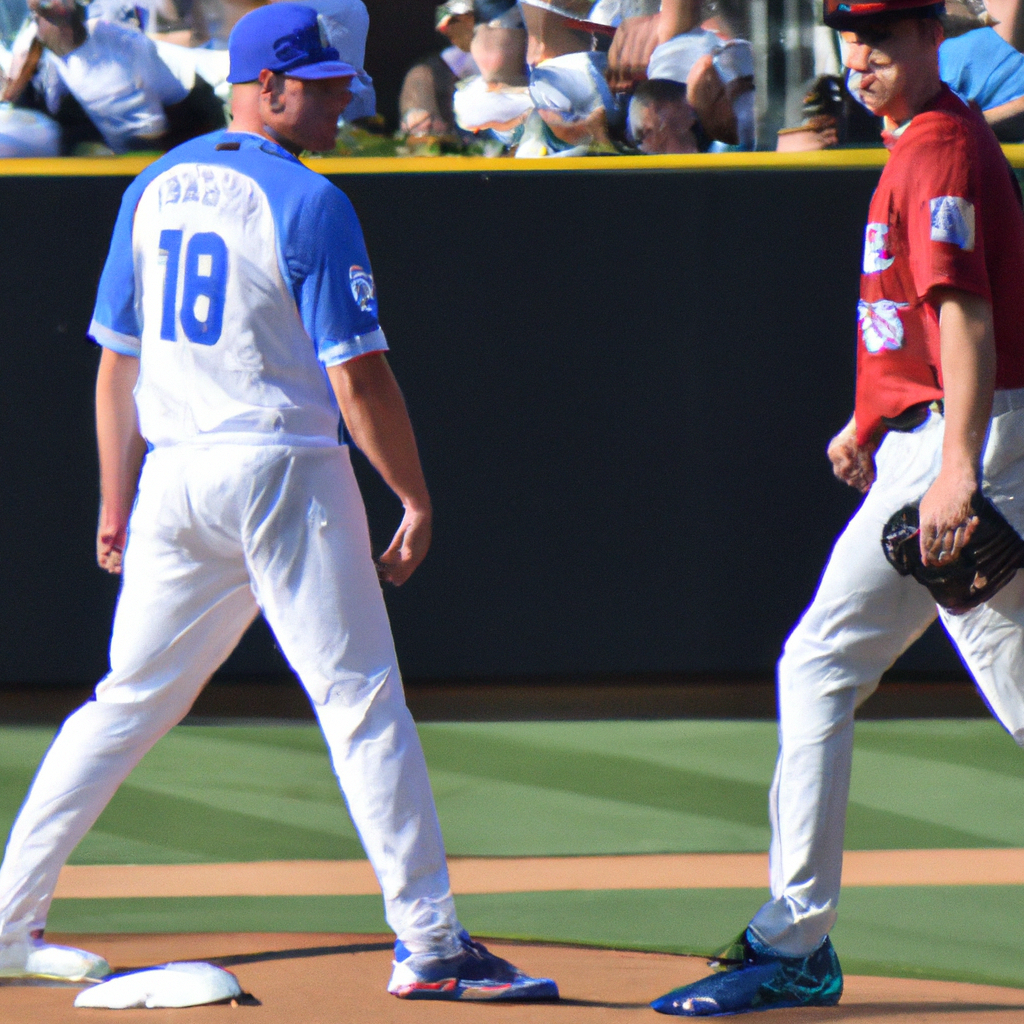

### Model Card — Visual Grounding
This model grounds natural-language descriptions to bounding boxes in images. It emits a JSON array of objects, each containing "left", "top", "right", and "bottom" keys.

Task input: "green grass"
[
  {"left": 48, "top": 895, "right": 388, "bottom": 936},
  {"left": 5, "top": 719, "right": 1024, "bottom": 863},
  {"left": 4, "top": 719, "right": 1024, "bottom": 987}
]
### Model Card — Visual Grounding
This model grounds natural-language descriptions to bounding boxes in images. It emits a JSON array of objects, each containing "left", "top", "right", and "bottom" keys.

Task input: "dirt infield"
[
  {"left": 2, "top": 933, "right": 1023, "bottom": 1023},
  {"left": 51, "top": 849, "right": 1024, "bottom": 898}
]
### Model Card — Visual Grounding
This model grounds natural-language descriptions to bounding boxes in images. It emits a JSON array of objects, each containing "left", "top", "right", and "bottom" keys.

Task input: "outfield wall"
[{"left": 0, "top": 151, "right": 976, "bottom": 684}]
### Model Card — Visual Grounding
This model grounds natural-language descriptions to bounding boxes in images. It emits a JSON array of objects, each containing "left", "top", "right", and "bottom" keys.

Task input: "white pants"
[
  {"left": 0, "top": 444, "right": 459, "bottom": 954},
  {"left": 749, "top": 394, "right": 1024, "bottom": 957}
]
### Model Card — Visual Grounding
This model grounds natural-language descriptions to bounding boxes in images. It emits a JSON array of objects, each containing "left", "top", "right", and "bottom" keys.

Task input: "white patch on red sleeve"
[
  {"left": 858, "top": 298, "right": 910, "bottom": 353},
  {"left": 930, "top": 196, "right": 975, "bottom": 251},
  {"left": 863, "top": 222, "right": 895, "bottom": 273}
]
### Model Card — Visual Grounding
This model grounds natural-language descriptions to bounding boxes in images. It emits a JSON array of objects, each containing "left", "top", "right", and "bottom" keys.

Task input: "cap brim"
[
  {"left": 562, "top": 16, "right": 616, "bottom": 37},
  {"left": 823, "top": 1, "right": 944, "bottom": 28},
  {"left": 286, "top": 60, "right": 359, "bottom": 80}
]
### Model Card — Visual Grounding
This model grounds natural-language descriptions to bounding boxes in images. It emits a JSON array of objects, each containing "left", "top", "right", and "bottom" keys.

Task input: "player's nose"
[{"left": 843, "top": 43, "right": 872, "bottom": 73}]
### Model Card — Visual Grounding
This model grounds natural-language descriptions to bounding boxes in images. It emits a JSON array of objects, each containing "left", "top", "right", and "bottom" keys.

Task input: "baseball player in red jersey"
[{"left": 653, "top": 1, "right": 1024, "bottom": 1016}]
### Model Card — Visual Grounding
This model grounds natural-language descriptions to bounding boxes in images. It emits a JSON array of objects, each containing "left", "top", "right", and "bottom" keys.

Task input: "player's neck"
[
  {"left": 227, "top": 115, "right": 304, "bottom": 156},
  {"left": 881, "top": 77, "right": 943, "bottom": 132}
]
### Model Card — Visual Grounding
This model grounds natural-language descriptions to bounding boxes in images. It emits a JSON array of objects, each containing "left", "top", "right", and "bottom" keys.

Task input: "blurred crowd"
[
  {"left": 2, "top": 0, "right": 1024, "bottom": 158},
  {"left": 402, "top": 0, "right": 755, "bottom": 156},
  {"left": 0, "top": 0, "right": 375, "bottom": 155}
]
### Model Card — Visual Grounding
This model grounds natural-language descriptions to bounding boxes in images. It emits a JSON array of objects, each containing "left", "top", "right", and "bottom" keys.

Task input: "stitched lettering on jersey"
[
  {"left": 859, "top": 298, "right": 909, "bottom": 353},
  {"left": 863, "top": 222, "right": 894, "bottom": 273},
  {"left": 930, "top": 195, "right": 975, "bottom": 251},
  {"left": 349, "top": 265, "right": 375, "bottom": 311},
  {"left": 158, "top": 166, "right": 259, "bottom": 219}
]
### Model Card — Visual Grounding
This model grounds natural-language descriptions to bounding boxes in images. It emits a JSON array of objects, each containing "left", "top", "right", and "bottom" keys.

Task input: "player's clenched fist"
[
  {"left": 827, "top": 416, "right": 877, "bottom": 493},
  {"left": 96, "top": 536, "right": 124, "bottom": 575},
  {"left": 96, "top": 504, "right": 128, "bottom": 574}
]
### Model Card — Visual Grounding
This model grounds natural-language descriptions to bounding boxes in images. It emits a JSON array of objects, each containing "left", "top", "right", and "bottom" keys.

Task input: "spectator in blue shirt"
[{"left": 940, "top": 0, "right": 1024, "bottom": 138}]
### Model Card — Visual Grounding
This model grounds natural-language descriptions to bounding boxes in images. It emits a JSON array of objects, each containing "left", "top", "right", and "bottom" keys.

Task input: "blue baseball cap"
[{"left": 227, "top": 3, "right": 359, "bottom": 84}]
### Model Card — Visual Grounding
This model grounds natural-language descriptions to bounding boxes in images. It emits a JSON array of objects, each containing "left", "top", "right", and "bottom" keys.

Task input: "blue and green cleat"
[
  {"left": 651, "top": 929, "right": 843, "bottom": 1016},
  {"left": 387, "top": 930, "right": 559, "bottom": 1001}
]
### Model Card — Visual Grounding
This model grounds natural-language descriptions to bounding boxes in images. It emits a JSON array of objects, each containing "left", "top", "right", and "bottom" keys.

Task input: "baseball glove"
[{"left": 881, "top": 493, "right": 1024, "bottom": 613}]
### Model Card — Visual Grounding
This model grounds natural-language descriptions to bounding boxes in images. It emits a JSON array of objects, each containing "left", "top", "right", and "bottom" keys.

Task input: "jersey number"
[{"left": 159, "top": 230, "right": 228, "bottom": 345}]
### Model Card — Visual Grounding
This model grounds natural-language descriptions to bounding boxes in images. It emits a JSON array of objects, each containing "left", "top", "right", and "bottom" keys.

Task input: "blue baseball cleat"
[
  {"left": 651, "top": 929, "right": 843, "bottom": 1016},
  {"left": 387, "top": 930, "right": 559, "bottom": 1001}
]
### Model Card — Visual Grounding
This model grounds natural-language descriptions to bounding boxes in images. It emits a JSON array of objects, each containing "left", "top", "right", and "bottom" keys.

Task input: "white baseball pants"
[
  {"left": 749, "top": 391, "right": 1024, "bottom": 957},
  {"left": 0, "top": 443, "right": 460, "bottom": 954}
]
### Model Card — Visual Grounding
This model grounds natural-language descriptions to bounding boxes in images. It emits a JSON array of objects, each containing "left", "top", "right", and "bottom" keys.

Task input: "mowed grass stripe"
[
  {"left": 46, "top": 894, "right": 388, "bottom": 936},
  {"left": 851, "top": 720, "right": 1024, "bottom": 778},
  {"left": 421, "top": 727, "right": 997, "bottom": 850},
  {"left": 849, "top": 750, "right": 1024, "bottom": 846},
  {"left": 79, "top": 787, "right": 365, "bottom": 864},
  {"left": 2, "top": 721, "right": 1023, "bottom": 864},
  {"left": 419, "top": 726, "right": 774, "bottom": 825}
]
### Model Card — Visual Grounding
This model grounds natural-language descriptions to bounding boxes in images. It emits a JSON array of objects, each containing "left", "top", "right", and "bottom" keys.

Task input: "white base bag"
[{"left": 73, "top": 961, "right": 242, "bottom": 1009}]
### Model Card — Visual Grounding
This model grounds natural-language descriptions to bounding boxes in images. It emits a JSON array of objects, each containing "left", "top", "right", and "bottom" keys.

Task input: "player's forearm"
[
  {"left": 326, "top": 355, "right": 432, "bottom": 514},
  {"left": 95, "top": 348, "right": 146, "bottom": 520},
  {"left": 936, "top": 289, "right": 996, "bottom": 486}
]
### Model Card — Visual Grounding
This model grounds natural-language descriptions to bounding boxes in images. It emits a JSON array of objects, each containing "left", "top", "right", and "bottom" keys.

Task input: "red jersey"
[{"left": 855, "top": 84, "right": 1024, "bottom": 445}]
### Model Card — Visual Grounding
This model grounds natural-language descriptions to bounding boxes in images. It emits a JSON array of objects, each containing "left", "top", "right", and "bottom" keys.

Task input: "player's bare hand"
[
  {"left": 606, "top": 13, "right": 660, "bottom": 92},
  {"left": 918, "top": 467, "right": 979, "bottom": 567},
  {"left": 376, "top": 505, "right": 432, "bottom": 586},
  {"left": 827, "top": 417, "right": 876, "bottom": 493},
  {"left": 96, "top": 504, "right": 128, "bottom": 574}
]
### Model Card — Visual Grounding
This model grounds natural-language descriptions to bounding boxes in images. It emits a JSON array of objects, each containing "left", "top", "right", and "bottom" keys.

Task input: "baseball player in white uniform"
[{"left": 0, "top": 3, "right": 556, "bottom": 1002}]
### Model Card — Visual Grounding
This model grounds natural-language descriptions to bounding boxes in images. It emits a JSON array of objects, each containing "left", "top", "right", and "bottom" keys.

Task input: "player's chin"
[{"left": 857, "top": 92, "right": 885, "bottom": 117}]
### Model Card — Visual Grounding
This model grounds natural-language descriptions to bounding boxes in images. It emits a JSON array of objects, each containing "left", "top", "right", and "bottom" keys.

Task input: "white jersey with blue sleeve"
[{"left": 89, "top": 131, "right": 387, "bottom": 449}]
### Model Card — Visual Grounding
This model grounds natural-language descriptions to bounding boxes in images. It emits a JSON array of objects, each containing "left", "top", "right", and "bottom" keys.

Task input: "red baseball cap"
[{"left": 823, "top": 0, "right": 945, "bottom": 28}]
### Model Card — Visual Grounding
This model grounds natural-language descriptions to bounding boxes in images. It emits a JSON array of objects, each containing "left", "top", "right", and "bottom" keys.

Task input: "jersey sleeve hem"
[
  {"left": 922, "top": 275, "right": 992, "bottom": 305},
  {"left": 319, "top": 326, "right": 389, "bottom": 367},
  {"left": 88, "top": 319, "right": 142, "bottom": 356}
]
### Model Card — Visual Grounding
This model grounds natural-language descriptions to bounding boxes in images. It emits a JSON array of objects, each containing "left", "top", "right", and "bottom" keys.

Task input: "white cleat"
[{"left": 0, "top": 936, "right": 111, "bottom": 982}]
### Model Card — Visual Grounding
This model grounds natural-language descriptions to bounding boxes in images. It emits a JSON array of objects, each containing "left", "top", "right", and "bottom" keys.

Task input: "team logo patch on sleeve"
[
  {"left": 929, "top": 196, "right": 975, "bottom": 251},
  {"left": 858, "top": 298, "right": 909, "bottom": 353},
  {"left": 863, "top": 223, "right": 894, "bottom": 273},
  {"left": 349, "top": 265, "right": 375, "bottom": 311}
]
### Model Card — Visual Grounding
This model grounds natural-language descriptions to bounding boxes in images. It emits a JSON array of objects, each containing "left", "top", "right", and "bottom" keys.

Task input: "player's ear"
[
  {"left": 258, "top": 69, "right": 285, "bottom": 108},
  {"left": 258, "top": 69, "right": 282, "bottom": 99}
]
